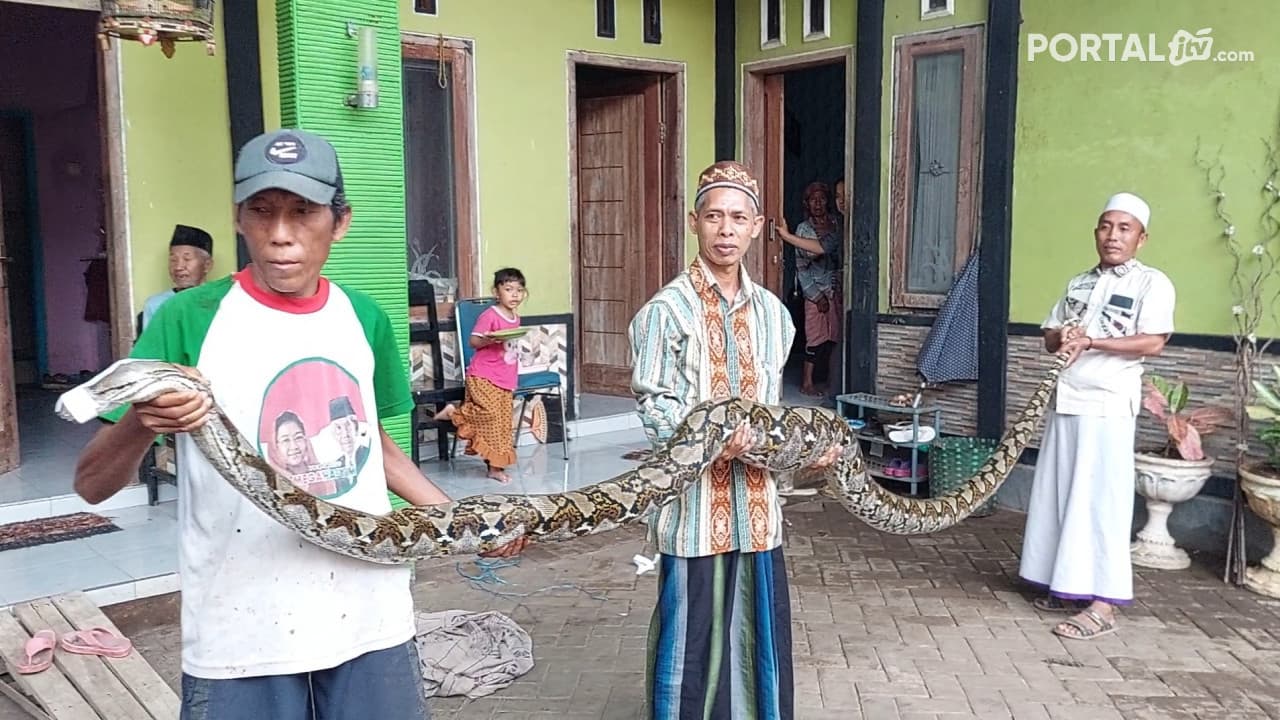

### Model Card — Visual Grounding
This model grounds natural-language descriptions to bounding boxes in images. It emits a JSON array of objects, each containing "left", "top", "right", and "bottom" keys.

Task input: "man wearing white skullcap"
[{"left": 1019, "top": 191, "right": 1176, "bottom": 641}]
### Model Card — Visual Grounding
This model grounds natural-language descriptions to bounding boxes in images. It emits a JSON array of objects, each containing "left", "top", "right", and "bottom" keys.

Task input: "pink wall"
[
  {"left": 36, "top": 109, "right": 108, "bottom": 376},
  {"left": 0, "top": 4, "right": 108, "bottom": 376}
]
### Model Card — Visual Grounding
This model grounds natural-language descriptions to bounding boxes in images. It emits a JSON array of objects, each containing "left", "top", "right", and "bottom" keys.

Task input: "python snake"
[{"left": 55, "top": 350, "right": 1069, "bottom": 565}]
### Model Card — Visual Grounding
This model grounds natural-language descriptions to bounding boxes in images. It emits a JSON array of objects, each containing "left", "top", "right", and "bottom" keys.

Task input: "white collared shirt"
[{"left": 1041, "top": 258, "right": 1176, "bottom": 417}]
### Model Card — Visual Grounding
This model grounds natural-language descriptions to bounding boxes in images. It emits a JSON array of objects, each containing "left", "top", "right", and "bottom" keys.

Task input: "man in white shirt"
[{"left": 1019, "top": 192, "right": 1176, "bottom": 641}]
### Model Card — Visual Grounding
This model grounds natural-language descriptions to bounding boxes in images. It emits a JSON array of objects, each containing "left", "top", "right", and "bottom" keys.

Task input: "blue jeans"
[{"left": 180, "top": 639, "right": 430, "bottom": 720}]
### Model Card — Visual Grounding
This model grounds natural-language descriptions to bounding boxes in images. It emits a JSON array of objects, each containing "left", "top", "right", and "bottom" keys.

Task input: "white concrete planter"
[
  {"left": 1131, "top": 452, "right": 1214, "bottom": 570},
  {"left": 1239, "top": 462, "right": 1280, "bottom": 599}
]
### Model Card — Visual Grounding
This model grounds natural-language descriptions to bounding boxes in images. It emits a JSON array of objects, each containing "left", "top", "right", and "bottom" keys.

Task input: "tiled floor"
[
  {"left": 576, "top": 392, "right": 635, "bottom": 419},
  {"left": 0, "top": 502, "right": 179, "bottom": 608},
  {"left": 419, "top": 427, "right": 649, "bottom": 499},
  {"left": 0, "top": 387, "right": 101, "bottom": 504}
]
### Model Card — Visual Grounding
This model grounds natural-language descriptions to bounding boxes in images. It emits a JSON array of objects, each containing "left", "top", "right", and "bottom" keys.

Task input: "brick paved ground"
[{"left": 89, "top": 496, "right": 1280, "bottom": 719}]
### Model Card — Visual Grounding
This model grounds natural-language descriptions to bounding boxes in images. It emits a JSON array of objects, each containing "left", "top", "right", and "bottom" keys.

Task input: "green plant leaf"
[
  {"left": 1150, "top": 375, "right": 1171, "bottom": 399},
  {"left": 1247, "top": 405, "right": 1278, "bottom": 421},
  {"left": 1253, "top": 379, "right": 1280, "bottom": 411},
  {"left": 1172, "top": 382, "right": 1189, "bottom": 414}
]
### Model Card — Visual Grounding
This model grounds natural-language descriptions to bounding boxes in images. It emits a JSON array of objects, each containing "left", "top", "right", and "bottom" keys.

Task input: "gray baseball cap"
[{"left": 233, "top": 129, "right": 345, "bottom": 205}]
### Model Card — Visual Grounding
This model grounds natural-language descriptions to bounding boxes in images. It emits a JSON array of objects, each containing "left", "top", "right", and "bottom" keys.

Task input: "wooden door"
[
  {"left": 576, "top": 93, "right": 649, "bottom": 396},
  {"left": 0, "top": 165, "right": 18, "bottom": 473},
  {"left": 757, "top": 73, "right": 785, "bottom": 297}
]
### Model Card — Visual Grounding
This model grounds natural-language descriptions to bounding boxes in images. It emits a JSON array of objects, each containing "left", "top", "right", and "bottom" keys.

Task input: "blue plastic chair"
[{"left": 454, "top": 298, "right": 569, "bottom": 459}]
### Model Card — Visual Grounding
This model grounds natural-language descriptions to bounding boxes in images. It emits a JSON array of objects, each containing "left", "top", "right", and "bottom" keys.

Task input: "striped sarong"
[{"left": 645, "top": 548, "right": 793, "bottom": 720}]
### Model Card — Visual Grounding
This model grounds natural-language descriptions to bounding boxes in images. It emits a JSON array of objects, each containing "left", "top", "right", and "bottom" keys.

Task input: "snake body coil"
[{"left": 56, "top": 351, "right": 1068, "bottom": 565}]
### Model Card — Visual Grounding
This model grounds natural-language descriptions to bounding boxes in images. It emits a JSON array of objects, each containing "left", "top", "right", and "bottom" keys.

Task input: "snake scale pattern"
[{"left": 55, "top": 350, "right": 1069, "bottom": 566}]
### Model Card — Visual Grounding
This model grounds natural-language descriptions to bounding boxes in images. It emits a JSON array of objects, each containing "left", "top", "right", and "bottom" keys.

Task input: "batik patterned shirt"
[{"left": 628, "top": 257, "right": 795, "bottom": 557}]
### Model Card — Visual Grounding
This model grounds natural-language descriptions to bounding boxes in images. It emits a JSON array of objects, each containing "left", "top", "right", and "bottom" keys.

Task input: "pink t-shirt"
[{"left": 467, "top": 306, "right": 520, "bottom": 391}]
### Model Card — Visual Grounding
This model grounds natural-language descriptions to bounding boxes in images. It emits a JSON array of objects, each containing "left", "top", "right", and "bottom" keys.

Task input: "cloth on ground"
[
  {"left": 916, "top": 250, "right": 980, "bottom": 384},
  {"left": 414, "top": 610, "right": 534, "bottom": 698}
]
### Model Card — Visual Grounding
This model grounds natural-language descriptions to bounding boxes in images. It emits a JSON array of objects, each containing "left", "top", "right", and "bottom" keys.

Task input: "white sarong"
[{"left": 1018, "top": 410, "right": 1136, "bottom": 604}]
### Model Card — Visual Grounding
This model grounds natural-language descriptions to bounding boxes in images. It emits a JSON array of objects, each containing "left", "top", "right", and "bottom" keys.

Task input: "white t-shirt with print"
[
  {"left": 124, "top": 270, "right": 415, "bottom": 679},
  {"left": 1041, "top": 258, "right": 1176, "bottom": 417}
]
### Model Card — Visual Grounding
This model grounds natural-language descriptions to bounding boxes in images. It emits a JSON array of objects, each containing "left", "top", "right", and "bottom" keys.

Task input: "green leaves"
[
  {"left": 1147, "top": 374, "right": 1189, "bottom": 414},
  {"left": 1142, "top": 374, "right": 1230, "bottom": 461},
  {"left": 1247, "top": 364, "right": 1280, "bottom": 465}
]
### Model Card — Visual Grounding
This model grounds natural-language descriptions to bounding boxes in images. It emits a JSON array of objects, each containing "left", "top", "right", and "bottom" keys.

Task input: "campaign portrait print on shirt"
[{"left": 257, "top": 358, "right": 372, "bottom": 499}]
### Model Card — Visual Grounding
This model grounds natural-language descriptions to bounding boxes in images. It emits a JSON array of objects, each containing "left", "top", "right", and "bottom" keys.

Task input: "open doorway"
[
  {"left": 568, "top": 53, "right": 684, "bottom": 416},
  {"left": 743, "top": 50, "right": 851, "bottom": 407},
  {"left": 0, "top": 1, "right": 119, "bottom": 501}
]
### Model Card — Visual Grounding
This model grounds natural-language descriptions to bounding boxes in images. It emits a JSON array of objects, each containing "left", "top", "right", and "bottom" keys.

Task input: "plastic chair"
[{"left": 455, "top": 299, "right": 569, "bottom": 459}]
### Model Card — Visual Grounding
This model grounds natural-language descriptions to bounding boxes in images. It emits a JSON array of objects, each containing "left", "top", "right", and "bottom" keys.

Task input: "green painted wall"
[
  {"left": 275, "top": 0, "right": 412, "bottom": 450},
  {"left": 399, "top": 0, "right": 717, "bottom": 315},
  {"left": 119, "top": 5, "right": 235, "bottom": 316},
  {"left": 1013, "top": 0, "right": 1279, "bottom": 335},
  {"left": 736, "top": 0, "right": 857, "bottom": 66},
  {"left": 259, "top": 1, "right": 282, "bottom": 131}
]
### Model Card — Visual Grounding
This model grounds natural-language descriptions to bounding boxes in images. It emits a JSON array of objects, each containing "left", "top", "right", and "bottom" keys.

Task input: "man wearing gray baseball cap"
[
  {"left": 233, "top": 128, "right": 344, "bottom": 206},
  {"left": 73, "top": 128, "right": 527, "bottom": 719}
]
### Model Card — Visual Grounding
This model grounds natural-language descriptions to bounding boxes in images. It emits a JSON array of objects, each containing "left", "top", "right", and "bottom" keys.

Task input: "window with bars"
[
  {"left": 596, "top": 0, "right": 615, "bottom": 38},
  {"left": 643, "top": 0, "right": 661, "bottom": 43},
  {"left": 761, "top": 0, "right": 783, "bottom": 46},
  {"left": 803, "top": 0, "right": 828, "bottom": 40},
  {"left": 414, "top": 0, "right": 437, "bottom": 15},
  {"left": 921, "top": 0, "right": 955, "bottom": 19}
]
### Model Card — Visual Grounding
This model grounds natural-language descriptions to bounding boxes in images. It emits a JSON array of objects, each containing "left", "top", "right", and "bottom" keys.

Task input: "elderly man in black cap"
[
  {"left": 140, "top": 224, "right": 214, "bottom": 330},
  {"left": 326, "top": 394, "right": 371, "bottom": 492}
]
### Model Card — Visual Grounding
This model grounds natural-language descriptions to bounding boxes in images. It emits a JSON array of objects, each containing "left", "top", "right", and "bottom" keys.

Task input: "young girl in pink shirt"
[{"left": 435, "top": 268, "right": 526, "bottom": 483}]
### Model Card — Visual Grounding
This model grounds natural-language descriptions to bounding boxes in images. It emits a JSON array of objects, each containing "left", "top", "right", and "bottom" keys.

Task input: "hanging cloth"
[{"left": 916, "top": 250, "right": 980, "bottom": 384}]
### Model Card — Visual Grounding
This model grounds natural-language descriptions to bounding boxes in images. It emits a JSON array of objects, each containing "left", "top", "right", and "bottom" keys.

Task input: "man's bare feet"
[{"left": 433, "top": 404, "right": 456, "bottom": 422}]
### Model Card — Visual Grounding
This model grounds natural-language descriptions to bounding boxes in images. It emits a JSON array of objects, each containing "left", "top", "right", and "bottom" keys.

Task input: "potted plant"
[
  {"left": 1131, "top": 375, "right": 1232, "bottom": 569},
  {"left": 1240, "top": 365, "right": 1280, "bottom": 598}
]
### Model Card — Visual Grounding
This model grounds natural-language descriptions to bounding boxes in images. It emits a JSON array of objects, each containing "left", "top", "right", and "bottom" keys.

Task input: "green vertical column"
[{"left": 275, "top": 2, "right": 412, "bottom": 458}]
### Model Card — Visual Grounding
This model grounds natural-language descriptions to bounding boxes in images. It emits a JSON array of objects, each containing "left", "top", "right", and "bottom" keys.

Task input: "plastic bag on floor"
[{"left": 414, "top": 610, "right": 535, "bottom": 698}]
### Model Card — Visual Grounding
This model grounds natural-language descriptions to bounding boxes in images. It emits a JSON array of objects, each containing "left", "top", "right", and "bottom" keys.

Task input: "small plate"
[{"left": 487, "top": 328, "right": 528, "bottom": 340}]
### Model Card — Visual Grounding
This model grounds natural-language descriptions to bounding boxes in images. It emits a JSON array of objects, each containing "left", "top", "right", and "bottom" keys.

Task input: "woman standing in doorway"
[{"left": 776, "top": 180, "right": 843, "bottom": 397}]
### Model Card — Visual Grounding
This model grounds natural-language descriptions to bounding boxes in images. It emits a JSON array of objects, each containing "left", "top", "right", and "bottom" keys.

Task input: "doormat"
[{"left": 0, "top": 513, "right": 121, "bottom": 552}]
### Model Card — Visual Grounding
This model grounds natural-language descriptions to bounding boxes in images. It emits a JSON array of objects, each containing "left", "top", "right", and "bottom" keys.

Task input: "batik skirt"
[{"left": 452, "top": 375, "right": 518, "bottom": 469}]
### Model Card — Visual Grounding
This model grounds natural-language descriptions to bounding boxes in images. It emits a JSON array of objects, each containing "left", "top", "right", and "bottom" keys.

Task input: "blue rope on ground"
[{"left": 455, "top": 557, "right": 609, "bottom": 601}]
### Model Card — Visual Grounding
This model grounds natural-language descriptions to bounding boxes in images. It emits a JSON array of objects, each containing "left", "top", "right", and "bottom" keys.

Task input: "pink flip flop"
[
  {"left": 16, "top": 630, "right": 57, "bottom": 674},
  {"left": 59, "top": 627, "right": 132, "bottom": 659}
]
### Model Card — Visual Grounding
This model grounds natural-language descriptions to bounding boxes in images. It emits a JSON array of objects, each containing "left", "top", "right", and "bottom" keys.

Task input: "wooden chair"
[{"left": 409, "top": 280, "right": 465, "bottom": 465}]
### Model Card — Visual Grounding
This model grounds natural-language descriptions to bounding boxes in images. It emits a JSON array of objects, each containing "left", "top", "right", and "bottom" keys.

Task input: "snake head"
[{"left": 55, "top": 358, "right": 209, "bottom": 423}]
